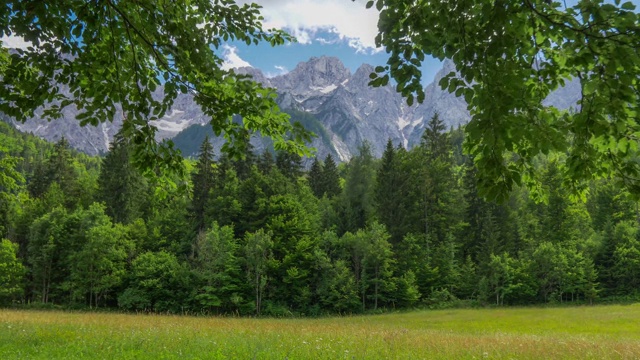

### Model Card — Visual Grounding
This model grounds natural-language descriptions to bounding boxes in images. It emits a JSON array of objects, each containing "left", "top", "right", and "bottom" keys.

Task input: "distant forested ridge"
[{"left": 1, "top": 116, "right": 638, "bottom": 315}]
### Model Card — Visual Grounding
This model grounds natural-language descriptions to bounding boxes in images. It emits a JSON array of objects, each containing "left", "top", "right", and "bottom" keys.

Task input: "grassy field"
[{"left": 1, "top": 305, "right": 639, "bottom": 359}]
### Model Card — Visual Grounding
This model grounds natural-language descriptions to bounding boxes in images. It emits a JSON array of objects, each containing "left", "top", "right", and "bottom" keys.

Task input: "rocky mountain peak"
[
  {"left": 346, "top": 63, "right": 376, "bottom": 90},
  {"left": 302, "top": 56, "right": 350, "bottom": 80},
  {"left": 353, "top": 63, "right": 375, "bottom": 77},
  {"left": 270, "top": 56, "right": 350, "bottom": 95},
  {"left": 234, "top": 67, "right": 271, "bottom": 87},
  {"left": 9, "top": 55, "right": 582, "bottom": 163}
]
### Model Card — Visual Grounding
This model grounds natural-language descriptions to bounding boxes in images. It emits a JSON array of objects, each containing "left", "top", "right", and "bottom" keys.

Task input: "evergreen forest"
[{"left": 1, "top": 115, "right": 639, "bottom": 316}]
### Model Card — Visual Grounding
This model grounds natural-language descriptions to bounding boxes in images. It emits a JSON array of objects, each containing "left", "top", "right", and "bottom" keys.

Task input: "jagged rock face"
[
  {"left": 543, "top": 77, "right": 581, "bottom": 110},
  {"left": 9, "top": 56, "right": 581, "bottom": 161},
  {"left": 270, "top": 57, "right": 350, "bottom": 100},
  {"left": 11, "top": 105, "right": 123, "bottom": 156},
  {"left": 311, "top": 63, "right": 406, "bottom": 159},
  {"left": 234, "top": 67, "right": 273, "bottom": 87},
  {"left": 405, "top": 60, "right": 471, "bottom": 147},
  {"left": 11, "top": 90, "right": 209, "bottom": 155}
]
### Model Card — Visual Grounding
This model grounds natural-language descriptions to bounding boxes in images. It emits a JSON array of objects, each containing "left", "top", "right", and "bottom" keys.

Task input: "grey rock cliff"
[{"left": 9, "top": 56, "right": 581, "bottom": 161}]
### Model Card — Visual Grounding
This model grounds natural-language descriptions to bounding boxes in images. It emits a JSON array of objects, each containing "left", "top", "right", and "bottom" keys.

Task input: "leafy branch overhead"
[
  {"left": 0, "top": 0, "right": 312, "bottom": 175},
  {"left": 365, "top": 0, "right": 640, "bottom": 201}
]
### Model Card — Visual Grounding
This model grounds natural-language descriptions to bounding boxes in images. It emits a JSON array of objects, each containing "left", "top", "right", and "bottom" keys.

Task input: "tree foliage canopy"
[
  {"left": 0, "top": 0, "right": 311, "bottom": 175},
  {"left": 366, "top": 0, "right": 640, "bottom": 201}
]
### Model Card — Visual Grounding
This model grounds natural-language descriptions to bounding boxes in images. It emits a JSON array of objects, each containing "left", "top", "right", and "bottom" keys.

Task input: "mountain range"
[{"left": 7, "top": 56, "right": 580, "bottom": 161}]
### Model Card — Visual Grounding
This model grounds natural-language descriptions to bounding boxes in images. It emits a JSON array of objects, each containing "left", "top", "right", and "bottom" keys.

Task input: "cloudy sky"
[
  {"left": 226, "top": 0, "right": 445, "bottom": 84},
  {"left": 226, "top": 0, "right": 640, "bottom": 85},
  {"left": 4, "top": 0, "right": 639, "bottom": 87}
]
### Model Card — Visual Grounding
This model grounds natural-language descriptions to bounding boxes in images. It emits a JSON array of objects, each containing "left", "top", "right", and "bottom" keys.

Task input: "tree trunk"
[{"left": 374, "top": 267, "right": 379, "bottom": 310}]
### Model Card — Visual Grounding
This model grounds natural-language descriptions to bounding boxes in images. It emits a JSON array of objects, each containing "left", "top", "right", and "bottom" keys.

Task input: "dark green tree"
[
  {"left": 374, "top": 139, "right": 410, "bottom": 244},
  {"left": 340, "top": 142, "right": 376, "bottom": 234},
  {"left": 257, "top": 149, "right": 275, "bottom": 174},
  {"left": 321, "top": 154, "right": 341, "bottom": 198},
  {"left": 191, "top": 136, "right": 215, "bottom": 232},
  {"left": 0, "top": 135, "right": 24, "bottom": 238},
  {"left": 98, "top": 130, "right": 148, "bottom": 224},
  {"left": 232, "top": 141, "right": 257, "bottom": 180},
  {"left": 207, "top": 168, "right": 242, "bottom": 231},
  {"left": 308, "top": 157, "right": 324, "bottom": 198},
  {"left": 276, "top": 149, "right": 303, "bottom": 180},
  {"left": 417, "top": 114, "right": 461, "bottom": 247},
  {"left": 420, "top": 113, "right": 448, "bottom": 160},
  {"left": 28, "top": 138, "right": 80, "bottom": 209}
]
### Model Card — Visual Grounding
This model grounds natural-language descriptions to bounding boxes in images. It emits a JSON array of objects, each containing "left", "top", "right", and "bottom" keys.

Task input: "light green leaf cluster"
[
  {"left": 0, "top": 238, "right": 25, "bottom": 303},
  {"left": 368, "top": 0, "right": 640, "bottom": 200},
  {"left": 0, "top": 0, "right": 311, "bottom": 177}
]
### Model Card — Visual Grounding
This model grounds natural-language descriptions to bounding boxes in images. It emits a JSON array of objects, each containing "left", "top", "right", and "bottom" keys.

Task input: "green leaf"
[{"left": 621, "top": 1, "right": 635, "bottom": 10}]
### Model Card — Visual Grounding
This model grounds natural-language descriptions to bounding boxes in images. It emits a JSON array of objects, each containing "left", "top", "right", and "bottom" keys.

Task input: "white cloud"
[
  {"left": 316, "top": 37, "right": 339, "bottom": 45},
  {"left": 245, "top": 0, "right": 381, "bottom": 53},
  {"left": 1, "top": 35, "right": 31, "bottom": 49},
  {"left": 220, "top": 44, "right": 252, "bottom": 70},
  {"left": 265, "top": 65, "right": 289, "bottom": 78}
]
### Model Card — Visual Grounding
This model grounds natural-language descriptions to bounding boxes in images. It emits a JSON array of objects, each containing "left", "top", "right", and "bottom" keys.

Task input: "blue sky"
[
  {"left": 225, "top": 0, "right": 640, "bottom": 87},
  {"left": 226, "top": 0, "right": 446, "bottom": 85},
  {"left": 2, "top": 0, "right": 638, "bottom": 87}
]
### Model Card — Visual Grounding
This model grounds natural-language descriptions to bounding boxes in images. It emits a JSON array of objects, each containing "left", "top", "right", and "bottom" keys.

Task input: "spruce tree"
[
  {"left": 27, "top": 138, "right": 80, "bottom": 209},
  {"left": 232, "top": 141, "right": 256, "bottom": 180},
  {"left": 418, "top": 113, "right": 459, "bottom": 246},
  {"left": 341, "top": 142, "right": 376, "bottom": 234},
  {"left": 257, "top": 149, "right": 275, "bottom": 174},
  {"left": 98, "top": 130, "right": 147, "bottom": 224},
  {"left": 191, "top": 136, "right": 215, "bottom": 232},
  {"left": 27, "top": 156, "right": 50, "bottom": 199},
  {"left": 308, "top": 157, "right": 324, "bottom": 198},
  {"left": 321, "top": 154, "right": 341, "bottom": 198},
  {"left": 275, "top": 149, "right": 302, "bottom": 180},
  {"left": 462, "top": 159, "right": 485, "bottom": 258},
  {"left": 374, "top": 139, "right": 407, "bottom": 244},
  {"left": 420, "top": 112, "right": 448, "bottom": 160}
]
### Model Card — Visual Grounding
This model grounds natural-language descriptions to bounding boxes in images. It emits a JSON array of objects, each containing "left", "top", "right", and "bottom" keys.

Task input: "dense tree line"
[{"left": 1, "top": 117, "right": 639, "bottom": 315}]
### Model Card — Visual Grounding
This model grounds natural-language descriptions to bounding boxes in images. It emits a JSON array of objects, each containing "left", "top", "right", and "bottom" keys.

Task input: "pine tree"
[
  {"left": 321, "top": 154, "right": 341, "bottom": 198},
  {"left": 28, "top": 138, "right": 79, "bottom": 209},
  {"left": 308, "top": 157, "right": 324, "bottom": 198},
  {"left": 341, "top": 142, "right": 376, "bottom": 234},
  {"left": 275, "top": 149, "right": 302, "bottom": 180},
  {"left": 27, "top": 156, "right": 50, "bottom": 199},
  {"left": 418, "top": 113, "right": 460, "bottom": 246},
  {"left": 421, "top": 112, "right": 448, "bottom": 161},
  {"left": 257, "top": 149, "right": 275, "bottom": 174},
  {"left": 232, "top": 141, "right": 256, "bottom": 180},
  {"left": 462, "top": 159, "right": 486, "bottom": 258},
  {"left": 98, "top": 130, "right": 147, "bottom": 224},
  {"left": 191, "top": 136, "right": 215, "bottom": 232},
  {"left": 374, "top": 139, "right": 408, "bottom": 244},
  {"left": 541, "top": 161, "right": 570, "bottom": 244}
]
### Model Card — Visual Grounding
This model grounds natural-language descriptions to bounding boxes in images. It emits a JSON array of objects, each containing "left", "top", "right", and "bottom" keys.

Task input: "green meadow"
[{"left": 1, "top": 304, "right": 639, "bottom": 359}]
